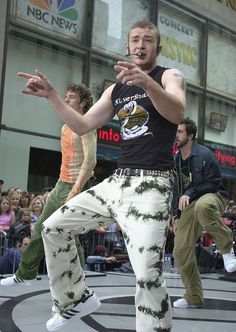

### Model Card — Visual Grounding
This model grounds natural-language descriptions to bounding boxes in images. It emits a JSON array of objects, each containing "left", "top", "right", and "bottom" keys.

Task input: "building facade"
[{"left": 0, "top": 0, "right": 236, "bottom": 198}]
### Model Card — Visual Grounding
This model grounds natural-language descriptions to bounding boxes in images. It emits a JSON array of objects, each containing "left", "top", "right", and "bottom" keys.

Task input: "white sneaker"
[
  {"left": 173, "top": 298, "right": 198, "bottom": 308},
  {"left": 0, "top": 274, "right": 34, "bottom": 286},
  {"left": 222, "top": 248, "right": 236, "bottom": 273},
  {"left": 46, "top": 293, "right": 101, "bottom": 331}
]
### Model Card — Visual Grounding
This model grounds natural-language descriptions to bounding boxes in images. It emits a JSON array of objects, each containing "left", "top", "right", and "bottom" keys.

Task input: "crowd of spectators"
[{"left": 0, "top": 179, "right": 52, "bottom": 262}]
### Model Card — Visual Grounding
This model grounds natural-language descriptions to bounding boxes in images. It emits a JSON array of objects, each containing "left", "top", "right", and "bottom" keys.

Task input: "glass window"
[
  {"left": 207, "top": 24, "right": 236, "bottom": 98},
  {"left": 90, "top": 55, "right": 120, "bottom": 123},
  {"left": 158, "top": 1, "right": 206, "bottom": 85},
  {"left": 90, "top": 55, "right": 117, "bottom": 102},
  {"left": 186, "top": 90, "right": 200, "bottom": 125},
  {"left": 205, "top": 96, "right": 236, "bottom": 146},
  {"left": 92, "top": 0, "right": 150, "bottom": 57},
  {"left": 2, "top": 31, "right": 86, "bottom": 136}
]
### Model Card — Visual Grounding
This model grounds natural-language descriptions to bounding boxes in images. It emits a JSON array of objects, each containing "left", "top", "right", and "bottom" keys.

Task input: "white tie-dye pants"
[{"left": 42, "top": 172, "right": 173, "bottom": 332}]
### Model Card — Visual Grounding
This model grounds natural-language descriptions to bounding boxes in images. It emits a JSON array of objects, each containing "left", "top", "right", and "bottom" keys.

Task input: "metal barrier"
[
  {"left": 0, "top": 231, "right": 8, "bottom": 257},
  {"left": 81, "top": 230, "right": 124, "bottom": 257},
  {"left": 81, "top": 230, "right": 127, "bottom": 272},
  {"left": 0, "top": 231, "right": 20, "bottom": 277},
  {"left": 0, "top": 229, "right": 126, "bottom": 278}
]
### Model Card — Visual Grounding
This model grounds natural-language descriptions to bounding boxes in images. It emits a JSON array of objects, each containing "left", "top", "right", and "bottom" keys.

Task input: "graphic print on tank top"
[
  {"left": 180, "top": 157, "right": 191, "bottom": 192},
  {"left": 118, "top": 100, "right": 152, "bottom": 140}
]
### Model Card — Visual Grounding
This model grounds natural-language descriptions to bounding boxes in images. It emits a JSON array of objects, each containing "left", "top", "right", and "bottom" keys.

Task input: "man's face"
[
  {"left": 175, "top": 124, "right": 190, "bottom": 149},
  {"left": 22, "top": 237, "right": 30, "bottom": 247},
  {"left": 128, "top": 27, "right": 160, "bottom": 68},
  {"left": 18, "top": 237, "right": 30, "bottom": 253},
  {"left": 65, "top": 90, "right": 84, "bottom": 114}
]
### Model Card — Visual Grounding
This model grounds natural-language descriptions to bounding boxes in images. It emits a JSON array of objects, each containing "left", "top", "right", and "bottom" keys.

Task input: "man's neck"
[
  {"left": 137, "top": 61, "right": 156, "bottom": 74},
  {"left": 180, "top": 141, "right": 193, "bottom": 160}
]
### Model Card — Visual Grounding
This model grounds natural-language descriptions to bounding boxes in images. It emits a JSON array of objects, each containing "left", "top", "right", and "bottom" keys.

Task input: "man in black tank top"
[{"left": 16, "top": 21, "right": 186, "bottom": 332}]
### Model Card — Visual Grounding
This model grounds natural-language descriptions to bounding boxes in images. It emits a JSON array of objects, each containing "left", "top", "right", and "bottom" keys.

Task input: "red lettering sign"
[
  {"left": 97, "top": 127, "right": 120, "bottom": 146},
  {"left": 213, "top": 150, "right": 236, "bottom": 167}
]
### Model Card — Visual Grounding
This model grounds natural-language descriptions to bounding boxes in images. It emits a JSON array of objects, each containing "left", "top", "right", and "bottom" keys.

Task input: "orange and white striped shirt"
[{"left": 60, "top": 124, "right": 97, "bottom": 193}]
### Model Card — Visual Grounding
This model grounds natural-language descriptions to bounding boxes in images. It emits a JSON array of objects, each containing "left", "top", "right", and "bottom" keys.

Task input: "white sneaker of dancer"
[
  {"left": 222, "top": 248, "right": 236, "bottom": 273},
  {"left": 0, "top": 274, "right": 35, "bottom": 286},
  {"left": 46, "top": 293, "right": 101, "bottom": 331},
  {"left": 173, "top": 298, "right": 199, "bottom": 308}
]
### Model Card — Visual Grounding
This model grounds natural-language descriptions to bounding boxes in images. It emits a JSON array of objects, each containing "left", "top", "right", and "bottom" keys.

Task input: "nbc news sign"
[{"left": 11, "top": 0, "right": 84, "bottom": 41}]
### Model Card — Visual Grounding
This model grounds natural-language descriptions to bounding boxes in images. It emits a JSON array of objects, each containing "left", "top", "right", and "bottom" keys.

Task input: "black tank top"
[{"left": 111, "top": 66, "right": 177, "bottom": 170}]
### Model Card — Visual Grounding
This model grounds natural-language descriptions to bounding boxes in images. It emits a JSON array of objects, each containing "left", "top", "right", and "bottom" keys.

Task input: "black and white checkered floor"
[{"left": 0, "top": 271, "right": 236, "bottom": 332}]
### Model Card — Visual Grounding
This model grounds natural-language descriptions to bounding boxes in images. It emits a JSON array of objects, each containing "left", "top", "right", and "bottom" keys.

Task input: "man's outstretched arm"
[{"left": 18, "top": 70, "right": 115, "bottom": 135}]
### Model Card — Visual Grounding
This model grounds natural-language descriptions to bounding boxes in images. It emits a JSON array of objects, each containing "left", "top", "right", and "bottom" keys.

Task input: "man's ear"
[
  {"left": 188, "top": 134, "right": 194, "bottom": 141},
  {"left": 157, "top": 44, "right": 162, "bottom": 56},
  {"left": 80, "top": 101, "right": 86, "bottom": 108}
]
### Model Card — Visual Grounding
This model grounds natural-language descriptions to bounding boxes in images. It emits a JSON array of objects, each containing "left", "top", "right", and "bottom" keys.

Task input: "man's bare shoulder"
[
  {"left": 101, "top": 83, "right": 116, "bottom": 98},
  {"left": 162, "top": 68, "right": 186, "bottom": 90}
]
